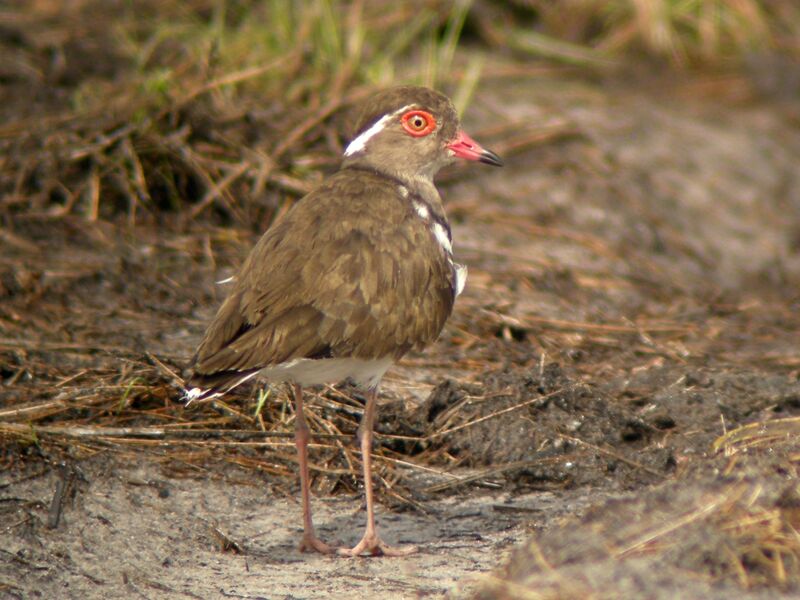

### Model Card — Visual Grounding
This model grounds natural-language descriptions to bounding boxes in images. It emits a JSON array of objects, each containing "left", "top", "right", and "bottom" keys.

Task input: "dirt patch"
[
  {"left": 472, "top": 425, "right": 800, "bottom": 599},
  {"left": 1, "top": 456, "right": 539, "bottom": 599}
]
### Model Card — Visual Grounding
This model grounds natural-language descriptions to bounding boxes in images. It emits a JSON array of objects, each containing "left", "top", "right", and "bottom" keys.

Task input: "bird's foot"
[
  {"left": 298, "top": 533, "right": 335, "bottom": 554},
  {"left": 337, "top": 533, "right": 417, "bottom": 557}
]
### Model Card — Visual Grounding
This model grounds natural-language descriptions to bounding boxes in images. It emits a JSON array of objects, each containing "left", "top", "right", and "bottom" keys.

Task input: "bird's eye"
[{"left": 401, "top": 110, "right": 436, "bottom": 137}]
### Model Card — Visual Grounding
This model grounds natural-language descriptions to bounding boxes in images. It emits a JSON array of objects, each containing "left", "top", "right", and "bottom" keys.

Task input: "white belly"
[{"left": 259, "top": 356, "right": 394, "bottom": 389}]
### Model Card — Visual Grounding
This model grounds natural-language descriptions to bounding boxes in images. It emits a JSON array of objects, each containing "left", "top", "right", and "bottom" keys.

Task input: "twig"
[
  {"left": 0, "top": 423, "right": 347, "bottom": 441},
  {"left": 614, "top": 484, "right": 748, "bottom": 557},
  {"left": 422, "top": 455, "right": 583, "bottom": 494},
  {"left": 555, "top": 432, "right": 666, "bottom": 479},
  {"left": 46, "top": 466, "right": 74, "bottom": 529},
  {"left": 713, "top": 417, "right": 800, "bottom": 455},
  {"left": 189, "top": 161, "right": 250, "bottom": 219},
  {"left": 427, "top": 386, "right": 570, "bottom": 439},
  {"left": 271, "top": 87, "right": 371, "bottom": 160},
  {"left": 0, "top": 394, "right": 111, "bottom": 423},
  {"left": 145, "top": 352, "right": 183, "bottom": 385},
  {"left": 0, "top": 338, "right": 139, "bottom": 355},
  {"left": 481, "top": 310, "right": 693, "bottom": 336}
]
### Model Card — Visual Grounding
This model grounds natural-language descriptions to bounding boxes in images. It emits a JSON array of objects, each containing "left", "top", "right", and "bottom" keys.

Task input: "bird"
[{"left": 184, "top": 85, "right": 502, "bottom": 557}]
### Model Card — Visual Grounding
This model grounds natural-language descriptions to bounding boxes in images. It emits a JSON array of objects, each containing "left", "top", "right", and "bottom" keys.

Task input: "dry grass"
[
  {"left": 714, "top": 416, "right": 800, "bottom": 457},
  {"left": 1, "top": 0, "right": 797, "bottom": 228},
  {"left": 0, "top": 332, "right": 586, "bottom": 507},
  {"left": 0, "top": 0, "right": 482, "bottom": 227},
  {"left": 471, "top": 421, "right": 800, "bottom": 598},
  {"left": 490, "top": 0, "right": 800, "bottom": 67}
]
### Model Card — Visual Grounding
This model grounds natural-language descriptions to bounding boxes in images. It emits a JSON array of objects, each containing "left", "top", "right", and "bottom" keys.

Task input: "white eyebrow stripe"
[{"left": 343, "top": 104, "right": 414, "bottom": 157}]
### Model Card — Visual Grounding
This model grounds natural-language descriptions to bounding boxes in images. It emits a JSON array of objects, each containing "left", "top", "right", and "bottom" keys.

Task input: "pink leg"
[
  {"left": 293, "top": 384, "right": 334, "bottom": 554},
  {"left": 338, "top": 388, "right": 418, "bottom": 557}
]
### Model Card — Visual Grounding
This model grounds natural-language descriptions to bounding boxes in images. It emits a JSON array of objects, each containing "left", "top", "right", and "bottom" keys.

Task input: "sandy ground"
[{"left": 4, "top": 458, "right": 606, "bottom": 599}]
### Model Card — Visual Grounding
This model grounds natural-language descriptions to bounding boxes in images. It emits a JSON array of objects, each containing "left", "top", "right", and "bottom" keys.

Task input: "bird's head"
[{"left": 343, "top": 86, "right": 502, "bottom": 183}]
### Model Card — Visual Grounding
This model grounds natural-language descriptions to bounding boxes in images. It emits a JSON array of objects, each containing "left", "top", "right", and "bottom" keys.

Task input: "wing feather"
[{"left": 189, "top": 169, "right": 454, "bottom": 384}]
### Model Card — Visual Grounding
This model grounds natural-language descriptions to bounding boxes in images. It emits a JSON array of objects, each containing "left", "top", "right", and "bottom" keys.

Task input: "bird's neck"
[{"left": 341, "top": 159, "right": 447, "bottom": 221}]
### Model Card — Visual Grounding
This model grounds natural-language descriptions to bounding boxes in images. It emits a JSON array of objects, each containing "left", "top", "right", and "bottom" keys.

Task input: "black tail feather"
[{"left": 183, "top": 368, "right": 261, "bottom": 403}]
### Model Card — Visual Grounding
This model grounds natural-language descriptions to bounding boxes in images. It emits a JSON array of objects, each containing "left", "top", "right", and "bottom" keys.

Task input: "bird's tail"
[{"left": 183, "top": 368, "right": 261, "bottom": 405}]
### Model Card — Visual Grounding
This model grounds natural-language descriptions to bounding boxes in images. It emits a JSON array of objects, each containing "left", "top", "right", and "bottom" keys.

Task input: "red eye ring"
[{"left": 401, "top": 110, "right": 436, "bottom": 137}]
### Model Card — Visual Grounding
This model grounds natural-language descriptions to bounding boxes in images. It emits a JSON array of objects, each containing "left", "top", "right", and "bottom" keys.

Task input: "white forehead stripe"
[
  {"left": 433, "top": 222, "right": 452, "bottom": 254},
  {"left": 344, "top": 113, "right": 391, "bottom": 156},
  {"left": 344, "top": 104, "right": 413, "bottom": 157}
]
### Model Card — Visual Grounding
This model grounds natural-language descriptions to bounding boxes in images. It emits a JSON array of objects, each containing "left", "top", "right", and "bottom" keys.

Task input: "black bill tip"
[{"left": 479, "top": 148, "right": 503, "bottom": 167}]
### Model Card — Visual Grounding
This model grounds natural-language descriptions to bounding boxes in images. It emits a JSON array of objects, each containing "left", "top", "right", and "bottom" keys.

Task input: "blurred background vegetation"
[{"left": 1, "top": 0, "right": 798, "bottom": 227}]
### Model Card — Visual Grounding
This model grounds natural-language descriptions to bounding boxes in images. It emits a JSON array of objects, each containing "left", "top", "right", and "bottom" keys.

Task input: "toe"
[
  {"left": 338, "top": 535, "right": 417, "bottom": 557},
  {"left": 377, "top": 542, "right": 418, "bottom": 557},
  {"left": 299, "top": 535, "right": 334, "bottom": 554}
]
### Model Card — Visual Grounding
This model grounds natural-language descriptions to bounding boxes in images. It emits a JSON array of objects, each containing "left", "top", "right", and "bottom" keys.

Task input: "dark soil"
[{"left": 2, "top": 69, "right": 800, "bottom": 599}]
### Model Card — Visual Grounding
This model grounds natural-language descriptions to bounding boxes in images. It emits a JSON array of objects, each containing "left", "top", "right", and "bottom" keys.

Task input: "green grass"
[
  {"left": 504, "top": 0, "right": 799, "bottom": 67},
  {"left": 0, "top": 0, "right": 484, "bottom": 225}
]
